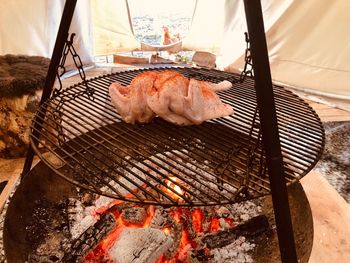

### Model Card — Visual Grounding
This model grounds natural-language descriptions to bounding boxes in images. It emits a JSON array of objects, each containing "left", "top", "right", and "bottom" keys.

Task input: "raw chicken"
[
  {"left": 109, "top": 70, "right": 233, "bottom": 125},
  {"left": 109, "top": 71, "right": 156, "bottom": 124}
]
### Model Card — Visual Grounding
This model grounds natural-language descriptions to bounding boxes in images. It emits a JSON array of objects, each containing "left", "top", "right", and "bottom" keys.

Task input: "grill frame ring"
[{"left": 29, "top": 67, "right": 325, "bottom": 206}]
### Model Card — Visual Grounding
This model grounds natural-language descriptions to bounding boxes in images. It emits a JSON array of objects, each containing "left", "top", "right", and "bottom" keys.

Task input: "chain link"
[{"left": 240, "top": 32, "right": 254, "bottom": 82}]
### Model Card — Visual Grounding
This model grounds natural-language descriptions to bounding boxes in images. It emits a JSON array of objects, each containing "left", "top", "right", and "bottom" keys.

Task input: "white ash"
[
  {"left": 211, "top": 236, "right": 255, "bottom": 263},
  {"left": 216, "top": 206, "right": 232, "bottom": 218},
  {"left": 94, "top": 194, "right": 115, "bottom": 209},
  {"left": 219, "top": 218, "right": 231, "bottom": 229},
  {"left": 149, "top": 207, "right": 184, "bottom": 259},
  {"left": 149, "top": 207, "right": 172, "bottom": 229},
  {"left": 70, "top": 214, "right": 97, "bottom": 240},
  {"left": 67, "top": 197, "right": 105, "bottom": 239},
  {"left": 67, "top": 198, "right": 84, "bottom": 236},
  {"left": 226, "top": 201, "right": 262, "bottom": 223},
  {"left": 108, "top": 227, "right": 174, "bottom": 263}
]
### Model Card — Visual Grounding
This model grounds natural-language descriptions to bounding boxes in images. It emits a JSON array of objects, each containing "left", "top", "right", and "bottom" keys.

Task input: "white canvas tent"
[{"left": 1, "top": 0, "right": 349, "bottom": 109}]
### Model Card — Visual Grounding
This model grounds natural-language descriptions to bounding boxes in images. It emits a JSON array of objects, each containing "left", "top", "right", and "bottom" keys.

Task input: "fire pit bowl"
[{"left": 3, "top": 161, "right": 313, "bottom": 262}]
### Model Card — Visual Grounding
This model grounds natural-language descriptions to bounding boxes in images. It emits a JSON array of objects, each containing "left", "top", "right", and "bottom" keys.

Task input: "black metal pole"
[
  {"left": 243, "top": 0, "right": 298, "bottom": 262},
  {"left": 21, "top": 0, "right": 78, "bottom": 179}
]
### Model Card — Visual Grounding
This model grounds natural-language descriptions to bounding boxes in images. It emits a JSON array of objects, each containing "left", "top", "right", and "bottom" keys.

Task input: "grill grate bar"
[
  {"left": 47, "top": 93, "right": 243, "bottom": 204},
  {"left": 34, "top": 108, "right": 172, "bottom": 203},
  {"left": 224, "top": 95, "right": 324, "bottom": 154},
  {"left": 223, "top": 89, "right": 325, "bottom": 142},
  {"left": 228, "top": 85, "right": 324, "bottom": 131},
  {"left": 30, "top": 121, "right": 147, "bottom": 202},
  {"left": 43, "top": 101, "right": 208, "bottom": 205},
  {"left": 60, "top": 86, "right": 252, "bottom": 199},
  {"left": 83, "top": 82, "right": 276, "bottom": 191}
]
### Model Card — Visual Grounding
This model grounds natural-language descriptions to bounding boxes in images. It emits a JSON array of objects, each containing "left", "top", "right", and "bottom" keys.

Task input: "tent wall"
[
  {"left": 267, "top": 0, "right": 350, "bottom": 100},
  {"left": 0, "top": 0, "right": 93, "bottom": 66},
  {"left": 224, "top": 0, "right": 350, "bottom": 103},
  {"left": 1, "top": 0, "right": 349, "bottom": 105},
  {"left": 91, "top": 0, "right": 140, "bottom": 55}
]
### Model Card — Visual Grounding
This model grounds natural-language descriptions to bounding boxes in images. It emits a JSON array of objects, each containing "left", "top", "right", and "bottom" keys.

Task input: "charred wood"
[
  {"left": 62, "top": 213, "right": 116, "bottom": 262},
  {"left": 201, "top": 214, "right": 269, "bottom": 249}
]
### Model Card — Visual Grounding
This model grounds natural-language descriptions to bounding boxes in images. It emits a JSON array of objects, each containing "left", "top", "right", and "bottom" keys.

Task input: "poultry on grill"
[
  {"left": 109, "top": 71, "right": 157, "bottom": 124},
  {"left": 109, "top": 70, "right": 233, "bottom": 125}
]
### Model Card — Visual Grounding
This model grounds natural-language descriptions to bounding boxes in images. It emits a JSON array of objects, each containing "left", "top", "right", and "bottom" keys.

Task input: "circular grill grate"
[{"left": 30, "top": 67, "right": 325, "bottom": 206}]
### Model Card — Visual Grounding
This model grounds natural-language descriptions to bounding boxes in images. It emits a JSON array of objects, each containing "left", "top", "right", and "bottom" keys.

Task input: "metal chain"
[
  {"left": 53, "top": 33, "right": 94, "bottom": 100},
  {"left": 51, "top": 33, "right": 95, "bottom": 146},
  {"left": 240, "top": 32, "right": 254, "bottom": 82}
]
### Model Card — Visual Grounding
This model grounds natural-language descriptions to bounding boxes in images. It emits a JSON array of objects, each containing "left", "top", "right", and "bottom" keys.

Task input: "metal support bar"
[
  {"left": 243, "top": 0, "right": 298, "bottom": 262},
  {"left": 21, "top": 0, "right": 78, "bottom": 179}
]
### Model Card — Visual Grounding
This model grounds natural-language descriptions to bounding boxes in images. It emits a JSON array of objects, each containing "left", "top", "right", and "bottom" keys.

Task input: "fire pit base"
[{"left": 3, "top": 161, "right": 313, "bottom": 262}]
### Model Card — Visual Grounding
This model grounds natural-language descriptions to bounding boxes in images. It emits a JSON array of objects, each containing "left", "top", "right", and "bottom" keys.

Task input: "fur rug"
[
  {"left": 0, "top": 54, "right": 50, "bottom": 158},
  {"left": 0, "top": 54, "right": 50, "bottom": 98},
  {"left": 315, "top": 121, "right": 350, "bottom": 203}
]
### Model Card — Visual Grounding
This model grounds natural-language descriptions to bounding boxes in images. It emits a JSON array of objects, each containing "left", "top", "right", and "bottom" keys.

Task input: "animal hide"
[{"left": 0, "top": 54, "right": 50, "bottom": 98}]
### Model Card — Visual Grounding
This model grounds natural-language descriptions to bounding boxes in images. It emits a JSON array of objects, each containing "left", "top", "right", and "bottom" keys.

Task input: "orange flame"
[
  {"left": 210, "top": 217, "right": 220, "bottom": 232},
  {"left": 192, "top": 208, "right": 203, "bottom": 233},
  {"left": 84, "top": 194, "right": 236, "bottom": 262},
  {"left": 166, "top": 176, "right": 184, "bottom": 200}
]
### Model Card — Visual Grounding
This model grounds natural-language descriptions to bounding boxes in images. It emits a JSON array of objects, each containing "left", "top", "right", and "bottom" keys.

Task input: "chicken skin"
[
  {"left": 109, "top": 71, "right": 156, "bottom": 124},
  {"left": 109, "top": 70, "right": 233, "bottom": 125}
]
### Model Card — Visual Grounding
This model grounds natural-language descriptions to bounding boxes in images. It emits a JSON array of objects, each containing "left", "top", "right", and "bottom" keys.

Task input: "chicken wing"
[{"left": 109, "top": 71, "right": 156, "bottom": 124}]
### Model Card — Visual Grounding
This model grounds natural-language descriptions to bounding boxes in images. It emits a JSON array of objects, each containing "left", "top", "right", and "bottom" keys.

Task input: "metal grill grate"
[{"left": 30, "top": 67, "right": 325, "bottom": 206}]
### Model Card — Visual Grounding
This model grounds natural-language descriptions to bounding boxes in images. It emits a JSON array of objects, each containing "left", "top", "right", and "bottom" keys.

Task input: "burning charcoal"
[
  {"left": 149, "top": 207, "right": 183, "bottom": 259},
  {"left": 150, "top": 207, "right": 173, "bottom": 229},
  {"left": 108, "top": 227, "right": 174, "bottom": 263},
  {"left": 62, "top": 213, "right": 116, "bottom": 262},
  {"left": 201, "top": 215, "right": 269, "bottom": 249},
  {"left": 121, "top": 207, "right": 148, "bottom": 226},
  {"left": 180, "top": 211, "right": 197, "bottom": 240},
  {"left": 164, "top": 221, "right": 182, "bottom": 259}
]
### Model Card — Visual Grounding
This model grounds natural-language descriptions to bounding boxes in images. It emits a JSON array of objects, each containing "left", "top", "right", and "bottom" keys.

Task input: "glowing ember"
[
  {"left": 84, "top": 203, "right": 237, "bottom": 262},
  {"left": 166, "top": 176, "right": 184, "bottom": 200},
  {"left": 81, "top": 191, "right": 262, "bottom": 262},
  {"left": 210, "top": 217, "right": 220, "bottom": 232},
  {"left": 192, "top": 208, "right": 203, "bottom": 233}
]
